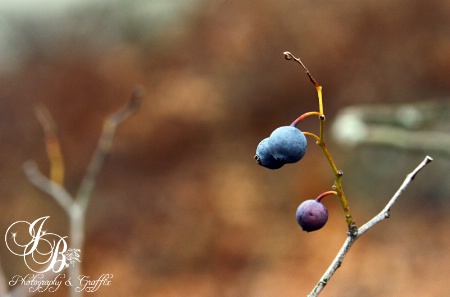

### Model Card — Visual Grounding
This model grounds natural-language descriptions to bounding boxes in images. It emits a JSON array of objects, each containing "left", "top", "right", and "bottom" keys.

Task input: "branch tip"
[
  {"left": 124, "top": 86, "right": 145, "bottom": 116},
  {"left": 130, "top": 85, "right": 145, "bottom": 108},
  {"left": 283, "top": 51, "right": 293, "bottom": 60},
  {"left": 23, "top": 160, "right": 38, "bottom": 174},
  {"left": 410, "top": 155, "right": 433, "bottom": 180},
  {"left": 34, "top": 105, "right": 56, "bottom": 134}
]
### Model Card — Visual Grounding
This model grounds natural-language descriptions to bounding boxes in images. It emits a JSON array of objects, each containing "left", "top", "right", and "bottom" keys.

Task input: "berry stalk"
[
  {"left": 290, "top": 111, "right": 321, "bottom": 127},
  {"left": 302, "top": 131, "right": 320, "bottom": 142},
  {"left": 315, "top": 190, "right": 338, "bottom": 202},
  {"left": 285, "top": 52, "right": 357, "bottom": 235}
]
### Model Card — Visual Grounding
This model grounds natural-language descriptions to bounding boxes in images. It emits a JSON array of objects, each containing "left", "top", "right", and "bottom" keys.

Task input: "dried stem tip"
[{"left": 283, "top": 51, "right": 294, "bottom": 60}]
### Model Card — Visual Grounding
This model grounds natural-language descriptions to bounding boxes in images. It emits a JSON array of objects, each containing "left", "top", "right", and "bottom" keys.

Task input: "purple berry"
[
  {"left": 268, "top": 126, "right": 307, "bottom": 164},
  {"left": 296, "top": 199, "right": 328, "bottom": 232},
  {"left": 255, "top": 138, "right": 284, "bottom": 169}
]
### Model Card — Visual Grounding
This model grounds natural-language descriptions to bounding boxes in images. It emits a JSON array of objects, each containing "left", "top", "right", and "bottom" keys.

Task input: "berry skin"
[
  {"left": 267, "top": 126, "right": 307, "bottom": 164},
  {"left": 255, "top": 138, "right": 284, "bottom": 169},
  {"left": 296, "top": 199, "right": 328, "bottom": 232}
]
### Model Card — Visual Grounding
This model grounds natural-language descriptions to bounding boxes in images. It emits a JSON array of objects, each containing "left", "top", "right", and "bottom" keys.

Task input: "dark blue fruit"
[
  {"left": 267, "top": 126, "right": 307, "bottom": 164},
  {"left": 255, "top": 138, "right": 284, "bottom": 169},
  {"left": 296, "top": 199, "right": 328, "bottom": 232}
]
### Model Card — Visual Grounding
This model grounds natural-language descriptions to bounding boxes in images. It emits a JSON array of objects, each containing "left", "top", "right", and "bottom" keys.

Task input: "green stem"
[
  {"left": 303, "top": 132, "right": 320, "bottom": 142},
  {"left": 316, "top": 99, "right": 357, "bottom": 235}
]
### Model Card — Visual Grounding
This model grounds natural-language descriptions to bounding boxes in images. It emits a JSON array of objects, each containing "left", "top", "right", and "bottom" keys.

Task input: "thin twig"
[
  {"left": 357, "top": 155, "right": 433, "bottom": 237},
  {"left": 76, "top": 86, "right": 144, "bottom": 210},
  {"left": 283, "top": 51, "right": 320, "bottom": 88},
  {"left": 23, "top": 161, "right": 74, "bottom": 212},
  {"left": 34, "top": 105, "right": 65, "bottom": 185},
  {"left": 308, "top": 156, "right": 433, "bottom": 297},
  {"left": 0, "top": 258, "right": 8, "bottom": 297},
  {"left": 332, "top": 103, "right": 450, "bottom": 156},
  {"left": 69, "top": 86, "right": 143, "bottom": 297}
]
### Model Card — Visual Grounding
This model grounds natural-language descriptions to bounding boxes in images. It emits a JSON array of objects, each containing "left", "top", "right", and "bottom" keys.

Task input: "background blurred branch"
[
  {"left": 308, "top": 156, "right": 433, "bottom": 297},
  {"left": 76, "top": 86, "right": 144, "bottom": 209},
  {"left": 34, "top": 105, "right": 65, "bottom": 185},
  {"left": 15, "top": 87, "right": 144, "bottom": 297},
  {"left": 332, "top": 101, "right": 450, "bottom": 157},
  {"left": 23, "top": 161, "right": 74, "bottom": 212},
  {"left": 0, "top": 258, "right": 8, "bottom": 296}
]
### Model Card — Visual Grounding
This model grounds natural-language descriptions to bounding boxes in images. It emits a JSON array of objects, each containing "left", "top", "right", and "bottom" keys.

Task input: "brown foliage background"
[{"left": 1, "top": 0, "right": 449, "bottom": 296}]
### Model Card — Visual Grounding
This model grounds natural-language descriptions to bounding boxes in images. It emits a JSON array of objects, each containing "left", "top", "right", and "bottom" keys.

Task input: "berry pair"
[{"left": 254, "top": 126, "right": 307, "bottom": 169}]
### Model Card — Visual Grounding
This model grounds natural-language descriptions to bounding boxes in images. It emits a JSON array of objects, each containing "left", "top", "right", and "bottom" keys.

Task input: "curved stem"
[
  {"left": 303, "top": 132, "right": 320, "bottom": 142},
  {"left": 315, "top": 191, "right": 338, "bottom": 202},
  {"left": 291, "top": 111, "right": 321, "bottom": 126},
  {"left": 284, "top": 51, "right": 320, "bottom": 88}
]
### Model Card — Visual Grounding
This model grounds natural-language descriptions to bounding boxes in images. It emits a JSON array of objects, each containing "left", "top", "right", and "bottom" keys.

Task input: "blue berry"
[
  {"left": 296, "top": 199, "right": 328, "bottom": 232},
  {"left": 268, "top": 126, "right": 307, "bottom": 164},
  {"left": 255, "top": 138, "right": 284, "bottom": 169}
]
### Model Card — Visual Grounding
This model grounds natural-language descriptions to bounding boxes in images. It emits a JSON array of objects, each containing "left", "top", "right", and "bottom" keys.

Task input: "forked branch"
[
  {"left": 18, "top": 86, "right": 144, "bottom": 297},
  {"left": 308, "top": 155, "right": 433, "bottom": 297}
]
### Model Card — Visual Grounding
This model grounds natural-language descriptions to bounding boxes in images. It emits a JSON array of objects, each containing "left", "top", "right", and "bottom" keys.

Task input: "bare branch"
[
  {"left": 308, "top": 156, "right": 433, "bottom": 297},
  {"left": 357, "top": 155, "right": 433, "bottom": 237},
  {"left": 34, "top": 104, "right": 65, "bottom": 185},
  {"left": 23, "top": 161, "right": 74, "bottom": 212},
  {"left": 332, "top": 102, "right": 450, "bottom": 157},
  {"left": 75, "top": 86, "right": 144, "bottom": 209},
  {"left": 0, "top": 259, "right": 8, "bottom": 297}
]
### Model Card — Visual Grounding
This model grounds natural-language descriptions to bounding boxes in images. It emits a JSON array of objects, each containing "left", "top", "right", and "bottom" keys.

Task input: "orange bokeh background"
[{"left": 0, "top": 1, "right": 449, "bottom": 296}]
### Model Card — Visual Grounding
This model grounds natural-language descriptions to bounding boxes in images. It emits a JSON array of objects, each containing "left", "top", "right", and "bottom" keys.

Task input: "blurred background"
[{"left": 0, "top": 0, "right": 449, "bottom": 296}]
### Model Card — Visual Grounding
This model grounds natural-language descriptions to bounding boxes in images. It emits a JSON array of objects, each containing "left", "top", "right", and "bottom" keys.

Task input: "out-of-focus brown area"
[{"left": 1, "top": 0, "right": 449, "bottom": 296}]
